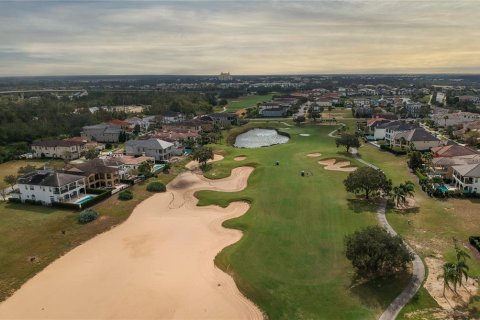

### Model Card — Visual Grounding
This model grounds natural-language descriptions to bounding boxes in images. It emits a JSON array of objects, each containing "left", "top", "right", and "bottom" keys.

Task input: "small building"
[
  {"left": 218, "top": 72, "right": 233, "bottom": 81},
  {"left": 31, "top": 140, "right": 87, "bottom": 160},
  {"left": 11, "top": 169, "right": 86, "bottom": 205},
  {"left": 125, "top": 138, "right": 174, "bottom": 161}
]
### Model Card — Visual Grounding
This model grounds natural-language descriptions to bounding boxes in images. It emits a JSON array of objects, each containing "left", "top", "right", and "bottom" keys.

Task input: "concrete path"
[
  {"left": 376, "top": 200, "right": 425, "bottom": 320},
  {"left": 328, "top": 124, "right": 426, "bottom": 319}
]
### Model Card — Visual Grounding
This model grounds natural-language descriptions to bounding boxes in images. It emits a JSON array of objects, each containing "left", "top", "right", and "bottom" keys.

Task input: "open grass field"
[
  {"left": 195, "top": 121, "right": 410, "bottom": 319},
  {"left": 226, "top": 94, "right": 273, "bottom": 112},
  {"left": 0, "top": 160, "right": 188, "bottom": 302},
  {"left": 0, "top": 159, "right": 64, "bottom": 189}
]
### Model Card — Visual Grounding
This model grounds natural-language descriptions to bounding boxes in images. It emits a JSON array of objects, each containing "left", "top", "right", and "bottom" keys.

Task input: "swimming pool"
[
  {"left": 75, "top": 195, "right": 95, "bottom": 204},
  {"left": 153, "top": 164, "right": 165, "bottom": 172}
]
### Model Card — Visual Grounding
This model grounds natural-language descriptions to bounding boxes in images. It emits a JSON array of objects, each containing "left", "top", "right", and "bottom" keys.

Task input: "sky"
[{"left": 1, "top": 0, "right": 480, "bottom": 76}]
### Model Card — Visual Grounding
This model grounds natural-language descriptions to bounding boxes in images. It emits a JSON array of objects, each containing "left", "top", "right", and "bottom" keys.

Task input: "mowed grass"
[
  {"left": 0, "top": 160, "right": 188, "bottom": 302},
  {"left": 0, "top": 160, "right": 64, "bottom": 189},
  {"left": 196, "top": 123, "right": 410, "bottom": 319},
  {"left": 356, "top": 143, "right": 480, "bottom": 318},
  {"left": 226, "top": 94, "right": 273, "bottom": 112}
]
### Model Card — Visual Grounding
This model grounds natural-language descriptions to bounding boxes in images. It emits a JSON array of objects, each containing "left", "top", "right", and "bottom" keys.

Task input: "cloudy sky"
[{"left": 1, "top": 1, "right": 480, "bottom": 76}]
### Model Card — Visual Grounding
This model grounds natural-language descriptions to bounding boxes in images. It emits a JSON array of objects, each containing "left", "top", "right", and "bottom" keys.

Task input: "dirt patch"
[
  {"left": 185, "top": 154, "right": 224, "bottom": 170},
  {"left": 306, "top": 153, "right": 322, "bottom": 158},
  {"left": 394, "top": 198, "right": 419, "bottom": 210},
  {"left": 318, "top": 159, "right": 357, "bottom": 172},
  {"left": 234, "top": 156, "right": 247, "bottom": 161},
  {"left": 424, "top": 257, "right": 478, "bottom": 311}
]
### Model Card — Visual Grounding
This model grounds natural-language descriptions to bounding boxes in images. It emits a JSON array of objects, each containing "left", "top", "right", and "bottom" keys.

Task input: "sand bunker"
[
  {"left": 0, "top": 167, "right": 263, "bottom": 319},
  {"left": 306, "top": 153, "right": 322, "bottom": 158},
  {"left": 424, "top": 257, "right": 478, "bottom": 311},
  {"left": 318, "top": 159, "right": 357, "bottom": 172},
  {"left": 185, "top": 154, "right": 224, "bottom": 170},
  {"left": 234, "top": 156, "right": 247, "bottom": 161},
  {"left": 299, "top": 134, "right": 311, "bottom": 137}
]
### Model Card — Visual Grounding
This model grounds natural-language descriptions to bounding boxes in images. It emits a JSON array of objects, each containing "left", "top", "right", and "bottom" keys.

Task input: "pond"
[{"left": 234, "top": 128, "right": 289, "bottom": 148}]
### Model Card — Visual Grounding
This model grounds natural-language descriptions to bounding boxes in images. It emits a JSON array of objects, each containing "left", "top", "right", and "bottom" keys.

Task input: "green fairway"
[
  {"left": 226, "top": 94, "right": 273, "bottom": 112},
  {"left": 196, "top": 122, "right": 410, "bottom": 319}
]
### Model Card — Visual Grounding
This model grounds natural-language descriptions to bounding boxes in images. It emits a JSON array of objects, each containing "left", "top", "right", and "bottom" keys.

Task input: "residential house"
[
  {"left": 31, "top": 139, "right": 87, "bottom": 160},
  {"left": 259, "top": 106, "right": 289, "bottom": 117},
  {"left": 160, "top": 111, "right": 186, "bottom": 124},
  {"left": 62, "top": 158, "right": 123, "bottom": 188},
  {"left": 114, "top": 155, "right": 155, "bottom": 172},
  {"left": 150, "top": 129, "right": 199, "bottom": 155},
  {"left": 81, "top": 123, "right": 124, "bottom": 142},
  {"left": 125, "top": 138, "right": 174, "bottom": 161},
  {"left": 452, "top": 163, "right": 480, "bottom": 194},
  {"left": 431, "top": 155, "right": 480, "bottom": 179},
  {"left": 431, "top": 144, "right": 479, "bottom": 158},
  {"left": 432, "top": 112, "right": 480, "bottom": 127},
  {"left": 383, "top": 121, "right": 418, "bottom": 144},
  {"left": 11, "top": 169, "right": 86, "bottom": 205},
  {"left": 366, "top": 118, "right": 391, "bottom": 136},
  {"left": 391, "top": 128, "right": 441, "bottom": 151},
  {"left": 405, "top": 102, "right": 424, "bottom": 118}
]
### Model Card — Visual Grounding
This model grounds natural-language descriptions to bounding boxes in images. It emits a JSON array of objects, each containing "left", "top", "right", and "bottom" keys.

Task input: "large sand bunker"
[
  {"left": 424, "top": 257, "right": 478, "bottom": 311},
  {"left": 318, "top": 159, "right": 357, "bottom": 172},
  {"left": 185, "top": 154, "right": 224, "bottom": 170},
  {"left": 234, "top": 156, "right": 247, "bottom": 161},
  {"left": 0, "top": 167, "right": 263, "bottom": 319},
  {"left": 306, "top": 153, "right": 322, "bottom": 158}
]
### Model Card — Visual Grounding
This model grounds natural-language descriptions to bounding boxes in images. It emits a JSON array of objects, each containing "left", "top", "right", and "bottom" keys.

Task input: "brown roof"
[
  {"left": 64, "top": 158, "right": 122, "bottom": 175},
  {"left": 432, "top": 144, "right": 479, "bottom": 158}
]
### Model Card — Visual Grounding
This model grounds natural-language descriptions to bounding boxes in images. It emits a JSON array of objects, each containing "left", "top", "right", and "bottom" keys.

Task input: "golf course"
[{"left": 196, "top": 121, "right": 411, "bottom": 319}]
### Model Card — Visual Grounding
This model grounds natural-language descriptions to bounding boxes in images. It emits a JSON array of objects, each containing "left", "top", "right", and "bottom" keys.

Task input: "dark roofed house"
[
  {"left": 11, "top": 169, "right": 86, "bottom": 205},
  {"left": 62, "top": 158, "right": 123, "bottom": 188},
  {"left": 391, "top": 128, "right": 441, "bottom": 151}
]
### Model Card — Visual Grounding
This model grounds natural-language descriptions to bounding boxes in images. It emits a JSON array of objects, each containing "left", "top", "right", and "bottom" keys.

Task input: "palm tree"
[
  {"left": 391, "top": 186, "right": 407, "bottom": 207},
  {"left": 438, "top": 262, "right": 456, "bottom": 295},
  {"left": 422, "top": 152, "right": 433, "bottom": 167},
  {"left": 402, "top": 181, "right": 415, "bottom": 198},
  {"left": 444, "top": 115, "right": 449, "bottom": 127},
  {"left": 454, "top": 260, "right": 469, "bottom": 290}
]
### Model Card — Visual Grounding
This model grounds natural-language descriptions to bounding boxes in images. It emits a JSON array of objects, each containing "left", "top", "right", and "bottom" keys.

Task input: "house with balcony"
[
  {"left": 62, "top": 158, "right": 124, "bottom": 188},
  {"left": 391, "top": 128, "right": 441, "bottom": 151},
  {"left": 383, "top": 121, "right": 418, "bottom": 146},
  {"left": 31, "top": 139, "right": 87, "bottom": 160},
  {"left": 452, "top": 163, "right": 480, "bottom": 194},
  {"left": 125, "top": 138, "right": 174, "bottom": 161},
  {"left": 11, "top": 169, "right": 86, "bottom": 205}
]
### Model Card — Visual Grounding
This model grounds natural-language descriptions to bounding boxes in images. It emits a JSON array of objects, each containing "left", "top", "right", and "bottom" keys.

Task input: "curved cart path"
[
  {"left": 329, "top": 125, "right": 426, "bottom": 320},
  {"left": 0, "top": 167, "right": 263, "bottom": 320}
]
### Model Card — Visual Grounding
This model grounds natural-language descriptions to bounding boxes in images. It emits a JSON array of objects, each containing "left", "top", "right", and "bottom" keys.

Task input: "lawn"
[
  {"left": 226, "top": 94, "right": 274, "bottom": 112},
  {"left": 0, "top": 160, "right": 188, "bottom": 302},
  {"left": 0, "top": 159, "right": 64, "bottom": 189},
  {"left": 195, "top": 122, "right": 410, "bottom": 319}
]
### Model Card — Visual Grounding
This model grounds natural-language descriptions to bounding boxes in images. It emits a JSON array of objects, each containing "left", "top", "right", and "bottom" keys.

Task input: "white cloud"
[{"left": 0, "top": 1, "right": 479, "bottom": 75}]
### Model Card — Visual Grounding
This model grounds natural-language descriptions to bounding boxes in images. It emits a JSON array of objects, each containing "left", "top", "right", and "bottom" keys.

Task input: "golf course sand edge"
[{"left": 0, "top": 166, "right": 263, "bottom": 320}]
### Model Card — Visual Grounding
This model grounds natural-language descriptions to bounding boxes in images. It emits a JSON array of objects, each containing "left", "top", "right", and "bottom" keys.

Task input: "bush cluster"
[
  {"left": 78, "top": 209, "right": 99, "bottom": 224},
  {"left": 118, "top": 190, "right": 133, "bottom": 201},
  {"left": 146, "top": 181, "right": 166, "bottom": 193}
]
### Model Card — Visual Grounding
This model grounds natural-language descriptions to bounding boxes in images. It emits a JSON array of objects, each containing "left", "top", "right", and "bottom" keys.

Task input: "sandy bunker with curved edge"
[{"left": 234, "top": 128, "right": 289, "bottom": 148}]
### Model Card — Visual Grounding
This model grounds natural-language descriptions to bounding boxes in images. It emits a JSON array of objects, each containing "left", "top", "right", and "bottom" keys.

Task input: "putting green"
[{"left": 196, "top": 123, "right": 410, "bottom": 319}]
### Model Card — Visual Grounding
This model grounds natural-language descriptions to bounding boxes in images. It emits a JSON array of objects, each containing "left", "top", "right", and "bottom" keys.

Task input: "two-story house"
[
  {"left": 452, "top": 163, "right": 480, "bottom": 194},
  {"left": 62, "top": 158, "right": 123, "bottom": 188},
  {"left": 125, "top": 138, "right": 174, "bottom": 161},
  {"left": 81, "top": 123, "right": 124, "bottom": 142},
  {"left": 11, "top": 169, "right": 86, "bottom": 205},
  {"left": 31, "top": 140, "right": 87, "bottom": 160}
]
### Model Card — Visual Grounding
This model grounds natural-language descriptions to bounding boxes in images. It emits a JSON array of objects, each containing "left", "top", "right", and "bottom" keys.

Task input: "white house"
[
  {"left": 125, "top": 138, "right": 174, "bottom": 161},
  {"left": 11, "top": 169, "right": 86, "bottom": 205},
  {"left": 383, "top": 122, "right": 418, "bottom": 146},
  {"left": 432, "top": 112, "right": 480, "bottom": 127},
  {"left": 31, "top": 140, "right": 87, "bottom": 160},
  {"left": 452, "top": 163, "right": 480, "bottom": 194}
]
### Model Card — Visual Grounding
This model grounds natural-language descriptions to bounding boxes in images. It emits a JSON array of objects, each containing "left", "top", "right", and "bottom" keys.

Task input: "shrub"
[
  {"left": 469, "top": 236, "right": 480, "bottom": 252},
  {"left": 78, "top": 209, "right": 98, "bottom": 224},
  {"left": 118, "top": 190, "right": 133, "bottom": 201},
  {"left": 147, "top": 181, "right": 166, "bottom": 192}
]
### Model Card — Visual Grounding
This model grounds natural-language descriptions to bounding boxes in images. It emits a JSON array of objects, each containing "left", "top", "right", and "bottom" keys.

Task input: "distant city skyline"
[{"left": 1, "top": 1, "right": 480, "bottom": 76}]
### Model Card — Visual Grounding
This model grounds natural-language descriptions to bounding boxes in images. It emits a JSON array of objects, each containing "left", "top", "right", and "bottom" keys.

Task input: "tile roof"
[
  {"left": 18, "top": 170, "right": 84, "bottom": 187},
  {"left": 452, "top": 163, "right": 480, "bottom": 177},
  {"left": 126, "top": 138, "right": 174, "bottom": 150},
  {"left": 432, "top": 144, "right": 479, "bottom": 157}
]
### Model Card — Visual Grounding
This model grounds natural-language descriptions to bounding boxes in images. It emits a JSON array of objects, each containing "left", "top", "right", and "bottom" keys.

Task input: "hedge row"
[{"left": 80, "top": 190, "right": 112, "bottom": 209}]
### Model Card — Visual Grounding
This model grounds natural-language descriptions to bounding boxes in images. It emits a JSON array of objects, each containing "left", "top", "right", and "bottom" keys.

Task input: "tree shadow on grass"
[
  {"left": 349, "top": 271, "right": 411, "bottom": 311},
  {"left": 347, "top": 197, "right": 381, "bottom": 214}
]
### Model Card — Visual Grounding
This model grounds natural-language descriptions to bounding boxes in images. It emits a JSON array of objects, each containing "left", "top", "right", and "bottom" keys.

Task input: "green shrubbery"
[
  {"left": 146, "top": 181, "right": 166, "bottom": 192},
  {"left": 118, "top": 190, "right": 133, "bottom": 201},
  {"left": 78, "top": 209, "right": 99, "bottom": 224}
]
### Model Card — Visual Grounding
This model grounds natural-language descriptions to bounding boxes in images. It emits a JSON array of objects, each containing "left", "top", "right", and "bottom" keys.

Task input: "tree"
[
  {"left": 407, "top": 151, "right": 424, "bottom": 171},
  {"left": 391, "top": 181, "right": 415, "bottom": 207},
  {"left": 294, "top": 115, "right": 305, "bottom": 125},
  {"left": 465, "top": 131, "right": 480, "bottom": 147},
  {"left": 138, "top": 161, "right": 152, "bottom": 176},
  {"left": 3, "top": 175, "right": 17, "bottom": 191},
  {"left": 85, "top": 149, "right": 99, "bottom": 160},
  {"left": 345, "top": 226, "right": 413, "bottom": 277},
  {"left": 192, "top": 146, "right": 214, "bottom": 170},
  {"left": 17, "top": 164, "right": 36, "bottom": 175},
  {"left": 335, "top": 133, "right": 360, "bottom": 153},
  {"left": 162, "top": 162, "right": 171, "bottom": 174},
  {"left": 133, "top": 124, "right": 141, "bottom": 135},
  {"left": 438, "top": 240, "right": 471, "bottom": 295},
  {"left": 344, "top": 167, "right": 392, "bottom": 199},
  {"left": 218, "top": 99, "right": 228, "bottom": 106}
]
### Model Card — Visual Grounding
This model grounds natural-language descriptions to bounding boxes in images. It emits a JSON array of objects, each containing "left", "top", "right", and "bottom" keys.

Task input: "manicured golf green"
[
  {"left": 226, "top": 94, "right": 273, "bottom": 112},
  {"left": 196, "top": 122, "right": 410, "bottom": 319}
]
